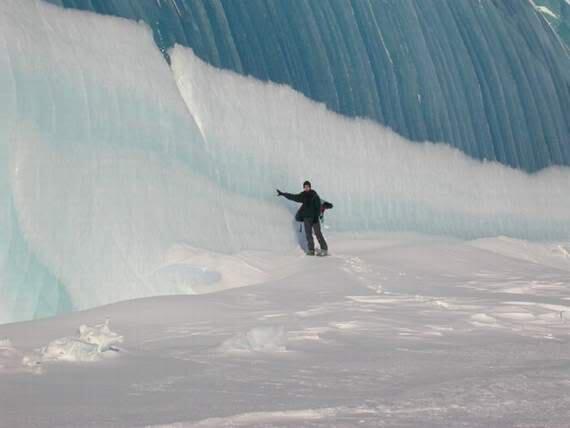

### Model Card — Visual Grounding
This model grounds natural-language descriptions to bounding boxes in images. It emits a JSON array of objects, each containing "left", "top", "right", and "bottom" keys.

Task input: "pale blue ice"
[{"left": 0, "top": 0, "right": 569, "bottom": 323}]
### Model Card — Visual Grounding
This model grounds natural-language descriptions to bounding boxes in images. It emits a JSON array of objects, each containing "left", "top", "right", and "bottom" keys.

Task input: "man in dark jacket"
[{"left": 276, "top": 181, "right": 328, "bottom": 256}]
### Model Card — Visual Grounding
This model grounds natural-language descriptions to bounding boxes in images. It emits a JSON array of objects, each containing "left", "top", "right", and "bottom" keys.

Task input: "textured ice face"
[
  {"left": 1, "top": 0, "right": 569, "bottom": 324},
  {"left": 0, "top": 0, "right": 293, "bottom": 323},
  {"left": 1, "top": 0, "right": 203, "bottom": 322},
  {"left": 171, "top": 45, "right": 570, "bottom": 240},
  {"left": 44, "top": 0, "right": 570, "bottom": 172}
]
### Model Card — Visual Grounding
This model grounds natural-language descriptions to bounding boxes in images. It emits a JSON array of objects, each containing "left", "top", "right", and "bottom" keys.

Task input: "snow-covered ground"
[{"left": 1, "top": 233, "right": 569, "bottom": 427}]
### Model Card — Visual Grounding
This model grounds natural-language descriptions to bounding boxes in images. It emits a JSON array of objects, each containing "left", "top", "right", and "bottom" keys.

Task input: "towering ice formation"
[
  {"left": 171, "top": 46, "right": 570, "bottom": 240},
  {"left": 0, "top": 0, "right": 569, "bottom": 323},
  {"left": 46, "top": 0, "right": 570, "bottom": 172},
  {"left": 0, "top": 0, "right": 293, "bottom": 322}
]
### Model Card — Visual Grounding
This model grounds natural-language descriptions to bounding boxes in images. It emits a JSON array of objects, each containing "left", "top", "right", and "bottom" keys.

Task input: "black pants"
[{"left": 303, "top": 218, "right": 328, "bottom": 252}]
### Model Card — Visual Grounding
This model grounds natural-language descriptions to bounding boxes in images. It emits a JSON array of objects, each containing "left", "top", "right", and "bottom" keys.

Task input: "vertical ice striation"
[
  {"left": 45, "top": 0, "right": 570, "bottom": 172},
  {"left": 0, "top": 0, "right": 294, "bottom": 322},
  {"left": 171, "top": 46, "right": 570, "bottom": 240},
  {"left": 533, "top": 0, "right": 570, "bottom": 49}
]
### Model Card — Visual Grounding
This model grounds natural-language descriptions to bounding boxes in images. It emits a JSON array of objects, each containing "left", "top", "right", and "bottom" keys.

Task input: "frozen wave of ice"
[
  {"left": 1, "top": 0, "right": 569, "bottom": 324},
  {"left": 171, "top": 45, "right": 570, "bottom": 240},
  {"left": 0, "top": 0, "right": 294, "bottom": 322}
]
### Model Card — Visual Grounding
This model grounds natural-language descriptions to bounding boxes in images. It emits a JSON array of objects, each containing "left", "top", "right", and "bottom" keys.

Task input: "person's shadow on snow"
[{"left": 294, "top": 220, "right": 309, "bottom": 253}]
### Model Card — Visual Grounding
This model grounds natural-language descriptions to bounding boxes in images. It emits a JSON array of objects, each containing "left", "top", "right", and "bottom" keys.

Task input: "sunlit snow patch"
[
  {"left": 152, "top": 244, "right": 274, "bottom": 294},
  {"left": 150, "top": 408, "right": 345, "bottom": 427},
  {"left": 469, "top": 237, "right": 570, "bottom": 272},
  {"left": 219, "top": 326, "right": 287, "bottom": 354}
]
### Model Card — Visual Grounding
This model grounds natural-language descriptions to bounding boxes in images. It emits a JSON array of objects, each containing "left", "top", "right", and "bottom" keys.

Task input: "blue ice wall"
[
  {"left": 1, "top": 0, "right": 569, "bottom": 325},
  {"left": 45, "top": 0, "right": 570, "bottom": 172},
  {"left": 0, "top": 0, "right": 295, "bottom": 322},
  {"left": 534, "top": 0, "right": 570, "bottom": 49}
]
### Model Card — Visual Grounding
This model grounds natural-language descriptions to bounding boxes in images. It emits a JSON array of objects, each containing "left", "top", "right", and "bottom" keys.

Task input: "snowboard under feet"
[{"left": 305, "top": 250, "right": 329, "bottom": 256}]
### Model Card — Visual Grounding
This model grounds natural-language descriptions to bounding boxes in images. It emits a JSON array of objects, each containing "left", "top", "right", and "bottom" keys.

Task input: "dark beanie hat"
[{"left": 303, "top": 180, "right": 311, "bottom": 188}]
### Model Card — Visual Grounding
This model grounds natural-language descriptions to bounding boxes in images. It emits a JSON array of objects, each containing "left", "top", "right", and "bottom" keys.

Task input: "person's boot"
[
  {"left": 306, "top": 250, "right": 316, "bottom": 256},
  {"left": 317, "top": 249, "right": 328, "bottom": 257}
]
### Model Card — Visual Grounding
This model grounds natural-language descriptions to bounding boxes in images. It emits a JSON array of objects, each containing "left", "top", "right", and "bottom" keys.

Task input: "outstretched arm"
[{"left": 276, "top": 189, "right": 303, "bottom": 203}]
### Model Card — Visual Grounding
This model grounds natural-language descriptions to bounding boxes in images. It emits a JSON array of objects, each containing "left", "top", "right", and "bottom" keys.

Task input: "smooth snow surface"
[{"left": 1, "top": 234, "right": 569, "bottom": 427}]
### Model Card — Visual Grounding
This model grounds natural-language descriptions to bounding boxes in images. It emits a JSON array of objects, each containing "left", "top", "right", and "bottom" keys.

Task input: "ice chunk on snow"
[
  {"left": 41, "top": 338, "right": 103, "bottom": 362},
  {"left": 0, "top": 322, "right": 122, "bottom": 370},
  {"left": 78, "top": 320, "right": 123, "bottom": 353},
  {"left": 220, "top": 326, "right": 287, "bottom": 353},
  {"left": 40, "top": 321, "right": 122, "bottom": 363}
]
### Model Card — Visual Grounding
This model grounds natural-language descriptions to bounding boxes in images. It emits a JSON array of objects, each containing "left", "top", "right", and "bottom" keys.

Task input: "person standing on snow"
[{"left": 276, "top": 181, "right": 328, "bottom": 256}]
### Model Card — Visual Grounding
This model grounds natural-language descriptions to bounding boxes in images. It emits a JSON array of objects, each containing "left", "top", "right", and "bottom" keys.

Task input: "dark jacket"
[{"left": 281, "top": 190, "right": 322, "bottom": 222}]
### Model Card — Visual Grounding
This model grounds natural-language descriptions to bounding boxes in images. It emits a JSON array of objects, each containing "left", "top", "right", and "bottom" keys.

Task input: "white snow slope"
[{"left": 1, "top": 234, "right": 569, "bottom": 427}]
